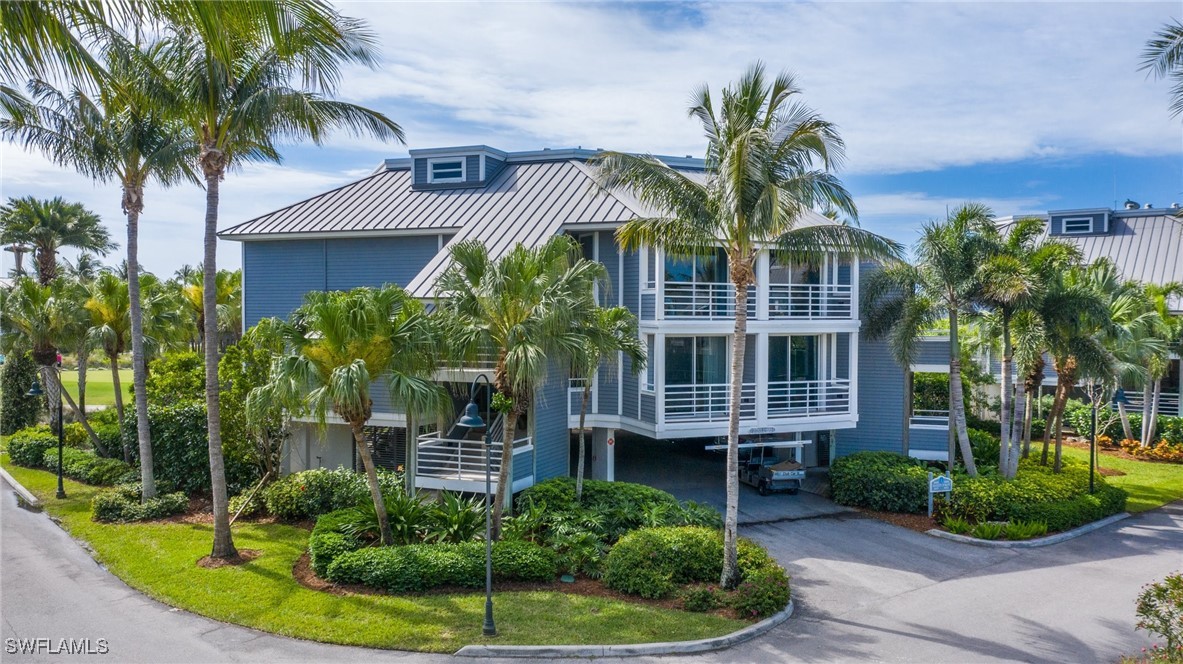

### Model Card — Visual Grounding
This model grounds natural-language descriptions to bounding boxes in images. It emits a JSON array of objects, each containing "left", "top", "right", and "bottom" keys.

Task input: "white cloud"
[{"left": 855, "top": 191, "right": 1058, "bottom": 244}]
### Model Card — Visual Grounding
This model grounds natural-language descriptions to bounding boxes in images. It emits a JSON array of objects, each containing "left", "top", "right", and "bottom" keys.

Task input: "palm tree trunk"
[
  {"left": 43, "top": 365, "right": 105, "bottom": 453},
  {"left": 1052, "top": 358, "right": 1076, "bottom": 473},
  {"left": 948, "top": 309, "right": 978, "bottom": 476},
  {"left": 721, "top": 273, "right": 749, "bottom": 590},
  {"left": 1022, "top": 391, "right": 1034, "bottom": 461},
  {"left": 1008, "top": 374, "right": 1026, "bottom": 479},
  {"left": 202, "top": 167, "right": 236, "bottom": 559},
  {"left": 109, "top": 352, "right": 128, "bottom": 461},
  {"left": 35, "top": 246, "right": 56, "bottom": 285},
  {"left": 349, "top": 421, "right": 392, "bottom": 545},
  {"left": 999, "top": 318, "right": 1013, "bottom": 476},
  {"left": 1140, "top": 382, "right": 1153, "bottom": 445},
  {"left": 1147, "top": 378, "right": 1162, "bottom": 444},
  {"left": 576, "top": 383, "right": 591, "bottom": 500},
  {"left": 76, "top": 344, "right": 87, "bottom": 414},
  {"left": 1117, "top": 401, "right": 1133, "bottom": 442},
  {"left": 492, "top": 400, "right": 520, "bottom": 540},
  {"left": 124, "top": 198, "right": 156, "bottom": 499}
]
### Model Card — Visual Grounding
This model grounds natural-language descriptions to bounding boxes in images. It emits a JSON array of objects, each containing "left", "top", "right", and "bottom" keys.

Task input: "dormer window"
[
  {"left": 428, "top": 158, "right": 465, "bottom": 184},
  {"left": 1061, "top": 217, "right": 1093, "bottom": 234}
]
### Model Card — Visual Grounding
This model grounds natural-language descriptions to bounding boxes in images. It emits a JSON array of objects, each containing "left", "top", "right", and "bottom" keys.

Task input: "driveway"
[{"left": 3, "top": 475, "right": 1179, "bottom": 663}]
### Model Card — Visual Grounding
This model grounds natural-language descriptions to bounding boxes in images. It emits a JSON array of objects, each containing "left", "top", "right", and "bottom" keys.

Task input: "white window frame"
[
  {"left": 1061, "top": 217, "right": 1094, "bottom": 234},
  {"left": 427, "top": 157, "right": 466, "bottom": 184},
  {"left": 642, "top": 334, "right": 656, "bottom": 392}
]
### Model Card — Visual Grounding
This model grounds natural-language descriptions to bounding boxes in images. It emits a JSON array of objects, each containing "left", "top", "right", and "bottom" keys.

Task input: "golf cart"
[{"left": 706, "top": 430, "right": 808, "bottom": 496}]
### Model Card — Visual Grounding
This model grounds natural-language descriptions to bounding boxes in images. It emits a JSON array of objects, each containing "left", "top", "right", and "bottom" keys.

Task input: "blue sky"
[{"left": 1, "top": 1, "right": 1179, "bottom": 276}]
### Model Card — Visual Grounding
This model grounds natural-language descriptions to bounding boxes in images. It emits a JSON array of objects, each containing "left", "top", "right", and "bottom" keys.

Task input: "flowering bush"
[
  {"left": 731, "top": 566, "right": 792, "bottom": 619},
  {"left": 1135, "top": 572, "right": 1183, "bottom": 661},
  {"left": 1121, "top": 439, "right": 1183, "bottom": 464}
]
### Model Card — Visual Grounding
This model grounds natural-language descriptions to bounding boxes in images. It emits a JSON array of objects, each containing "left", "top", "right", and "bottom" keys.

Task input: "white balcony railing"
[
  {"left": 663, "top": 283, "right": 756, "bottom": 319},
  {"left": 1122, "top": 391, "right": 1181, "bottom": 414},
  {"left": 910, "top": 409, "right": 949, "bottom": 428},
  {"left": 414, "top": 432, "right": 533, "bottom": 492},
  {"left": 766, "top": 378, "right": 852, "bottom": 417},
  {"left": 665, "top": 383, "right": 757, "bottom": 422},
  {"left": 768, "top": 283, "right": 853, "bottom": 320}
]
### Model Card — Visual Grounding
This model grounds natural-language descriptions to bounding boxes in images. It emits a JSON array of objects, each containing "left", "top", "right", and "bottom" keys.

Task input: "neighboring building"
[{"left": 220, "top": 144, "right": 933, "bottom": 496}]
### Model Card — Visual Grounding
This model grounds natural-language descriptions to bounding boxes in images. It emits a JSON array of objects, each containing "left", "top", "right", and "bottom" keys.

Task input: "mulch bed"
[
  {"left": 197, "top": 549, "right": 262, "bottom": 568},
  {"left": 855, "top": 508, "right": 937, "bottom": 533},
  {"left": 1059, "top": 436, "right": 1178, "bottom": 465},
  {"left": 290, "top": 552, "right": 743, "bottom": 620}
]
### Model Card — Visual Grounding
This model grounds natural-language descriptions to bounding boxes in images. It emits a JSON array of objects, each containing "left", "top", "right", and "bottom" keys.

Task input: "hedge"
[
  {"left": 41, "top": 447, "right": 135, "bottom": 486},
  {"left": 309, "top": 509, "right": 364, "bottom": 576},
  {"left": 92, "top": 485, "right": 188, "bottom": 522},
  {"left": 325, "top": 540, "right": 557, "bottom": 591},
  {"left": 0, "top": 352, "right": 41, "bottom": 434},
  {"left": 123, "top": 403, "right": 257, "bottom": 496},
  {"left": 830, "top": 451, "right": 929, "bottom": 513},
  {"left": 263, "top": 467, "right": 403, "bottom": 521},
  {"left": 601, "top": 526, "right": 786, "bottom": 601},
  {"left": 940, "top": 460, "right": 1127, "bottom": 532},
  {"left": 6, "top": 427, "right": 57, "bottom": 467}
]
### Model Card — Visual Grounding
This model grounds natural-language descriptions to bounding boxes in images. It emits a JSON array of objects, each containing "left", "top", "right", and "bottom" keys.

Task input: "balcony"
[
  {"left": 665, "top": 383, "right": 757, "bottom": 422},
  {"left": 1122, "top": 391, "right": 1181, "bottom": 415},
  {"left": 768, "top": 284, "right": 853, "bottom": 320},
  {"left": 910, "top": 409, "right": 949, "bottom": 428},
  {"left": 767, "top": 378, "right": 852, "bottom": 417},
  {"left": 414, "top": 431, "right": 534, "bottom": 493},
  {"left": 664, "top": 283, "right": 756, "bottom": 320}
]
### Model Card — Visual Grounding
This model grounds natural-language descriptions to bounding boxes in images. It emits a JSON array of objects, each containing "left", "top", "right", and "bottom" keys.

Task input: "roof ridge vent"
[
  {"left": 1144, "top": 203, "right": 1154, "bottom": 209},
  {"left": 1124, "top": 199, "right": 1139, "bottom": 210}
]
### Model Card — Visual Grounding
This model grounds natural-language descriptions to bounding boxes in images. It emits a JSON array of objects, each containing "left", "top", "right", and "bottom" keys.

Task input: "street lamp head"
[
  {"left": 1112, "top": 387, "right": 1130, "bottom": 406},
  {"left": 456, "top": 401, "right": 485, "bottom": 429},
  {"left": 26, "top": 380, "right": 44, "bottom": 397}
]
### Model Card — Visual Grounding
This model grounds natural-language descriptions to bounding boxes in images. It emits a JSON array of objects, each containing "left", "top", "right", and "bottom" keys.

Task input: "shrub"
[
  {"left": 971, "top": 522, "right": 1004, "bottom": 540},
  {"left": 681, "top": 584, "right": 724, "bottom": 612},
  {"left": 427, "top": 492, "right": 484, "bottom": 544},
  {"left": 41, "top": 447, "right": 134, "bottom": 485},
  {"left": 123, "top": 403, "right": 257, "bottom": 496},
  {"left": 1, "top": 352, "right": 41, "bottom": 434},
  {"left": 325, "top": 540, "right": 557, "bottom": 592},
  {"left": 942, "top": 516, "right": 972, "bottom": 534},
  {"left": 6, "top": 426, "right": 56, "bottom": 467},
  {"left": 1135, "top": 573, "right": 1183, "bottom": 656},
  {"left": 1003, "top": 520, "right": 1048, "bottom": 540},
  {"left": 549, "top": 529, "right": 606, "bottom": 578},
  {"left": 602, "top": 526, "right": 776, "bottom": 599},
  {"left": 228, "top": 491, "right": 266, "bottom": 519},
  {"left": 967, "top": 428, "right": 1000, "bottom": 472},
  {"left": 518, "top": 477, "right": 683, "bottom": 539},
  {"left": 338, "top": 490, "right": 431, "bottom": 546},
  {"left": 830, "top": 451, "right": 929, "bottom": 514},
  {"left": 263, "top": 467, "right": 403, "bottom": 521},
  {"left": 92, "top": 484, "right": 188, "bottom": 522},
  {"left": 1121, "top": 439, "right": 1183, "bottom": 464},
  {"left": 144, "top": 351, "right": 205, "bottom": 404},
  {"left": 730, "top": 566, "right": 792, "bottom": 620},
  {"left": 309, "top": 509, "right": 364, "bottom": 576}
]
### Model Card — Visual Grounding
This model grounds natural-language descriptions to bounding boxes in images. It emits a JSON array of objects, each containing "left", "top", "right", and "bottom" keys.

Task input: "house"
[{"left": 220, "top": 144, "right": 933, "bottom": 495}]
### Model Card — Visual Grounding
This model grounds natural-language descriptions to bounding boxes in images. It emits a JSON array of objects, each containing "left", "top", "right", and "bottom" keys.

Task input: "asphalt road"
[{"left": 2, "top": 476, "right": 1180, "bottom": 663}]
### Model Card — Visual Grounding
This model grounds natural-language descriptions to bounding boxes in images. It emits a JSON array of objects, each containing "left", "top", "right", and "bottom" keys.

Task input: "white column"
[
  {"left": 850, "top": 332, "right": 860, "bottom": 417},
  {"left": 756, "top": 249, "right": 770, "bottom": 321},
  {"left": 591, "top": 428, "right": 616, "bottom": 481},
  {"left": 655, "top": 248, "right": 665, "bottom": 321},
  {"left": 655, "top": 333, "right": 666, "bottom": 426},
  {"left": 850, "top": 259, "right": 860, "bottom": 320},
  {"left": 756, "top": 333, "right": 769, "bottom": 425}
]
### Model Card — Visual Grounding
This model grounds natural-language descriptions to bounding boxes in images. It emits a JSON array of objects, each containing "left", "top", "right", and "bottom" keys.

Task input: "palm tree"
[
  {"left": 436, "top": 236, "right": 604, "bottom": 536},
  {"left": 1141, "top": 283, "right": 1183, "bottom": 444},
  {"left": 0, "top": 197, "right": 114, "bottom": 285},
  {"left": 62, "top": 256, "right": 104, "bottom": 413},
  {"left": 165, "top": 4, "right": 404, "bottom": 559},
  {"left": 1142, "top": 20, "right": 1183, "bottom": 117},
  {"left": 2, "top": 41, "right": 199, "bottom": 499},
  {"left": 251, "top": 286, "right": 443, "bottom": 546},
  {"left": 571, "top": 305, "right": 646, "bottom": 500},
  {"left": 863, "top": 204, "right": 996, "bottom": 479},
  {"left": 180, "top": 268, "right": 242, "bottom": 350},
  {"left": 85, "top": 273, "right": 133, "bottom": 436},
  {"left": 1038, "top": 263, "right": 1113, "bottom": 471},
  {"left": 593, "top": 64, "right": 901, "bottom": 587}
]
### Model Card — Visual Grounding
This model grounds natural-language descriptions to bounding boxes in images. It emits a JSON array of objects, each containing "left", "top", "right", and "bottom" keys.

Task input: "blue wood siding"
[
  {"left": 836, "top": 333, "right": 850, "bottom": 380},
  {"left": 243, "top": 240, "right": 326, "bottom": 327},
  {"left": 916, "top": 338, "right": 949, "bottom": 367},
  {"left": 532, "top": 362, "right": 571, "bottom": 483},
  {"left": 837, "top": 333, "right": 907, "bottom": 457},
  {"left": 622, "top": 249, "right": 639, "bottom": 313},
  {"left": 743, "top": 335, "right": 757, "bottom": 383},
  {"left": 326, "top": 235, "right": 439, "bottom": 290},
  {"left": 909, "top": 427, "right": 948, "bottom": 452},
  {"left": 641, "top": 293, "right": 656, "bottom": 320},
  {"left": 413, "top": 158, "right": 427, "bottom": 185},
  {"left": 466, "top": 155, "right": 480, "bottom": 183},
  {"left": 1050, "top": 211, "right": 1107, "bottom": 236},
  {"left": 622, "top": 353, "right": 639, "bottom": 419},
  {"left": 837, "top": 262, "right": 851, "bottom": 285},
  {"left": 640, "top": 393, "right": 656, "bottom": 423},
  {"left": 486, "top": 157, "right": 505, "bottom": 182}
]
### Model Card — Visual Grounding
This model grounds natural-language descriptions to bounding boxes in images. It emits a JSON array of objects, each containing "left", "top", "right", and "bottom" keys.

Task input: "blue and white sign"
[{"left": 927, "top": 471, "right": 953, "bottom": 517}]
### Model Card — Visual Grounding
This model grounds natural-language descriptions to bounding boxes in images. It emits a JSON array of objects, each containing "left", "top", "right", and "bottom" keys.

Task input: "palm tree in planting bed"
[
  {"left": 593, "top": 63, "right": 901, "bottom": 588},
  {"left": 435, "top": 236, "right": 604, "bottom": 537},
  {"left": 863, "top": 204, "right": 998, "bottom": 477},
  {"left": 1, "top": 40, "right": 199, "bottom": 498},
  {"left": 164, "top": 2, "right": 403, "bottom": 558},
  {"left": 0, "top": 196, "right": 115, "bottom": 285},
  {"left": 250, "top": 286, "right": 444, "bottom": 546},
  {"left": 1140, "top": 283, "right": 1183, "bottom": 444},
  {"left": 571, "top": 305, "right": 646, "bottom": 500},
  {"left": 1142, "top": 20, "right": 1183, "bottom": 117}
]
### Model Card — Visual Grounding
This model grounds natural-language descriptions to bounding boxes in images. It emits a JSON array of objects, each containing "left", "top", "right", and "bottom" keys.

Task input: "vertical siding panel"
[{"left": 242, "top": 240, "right": 326, "bottom": 327}]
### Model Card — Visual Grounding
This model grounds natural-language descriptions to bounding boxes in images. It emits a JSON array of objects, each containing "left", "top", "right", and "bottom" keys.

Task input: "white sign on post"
[{"left": 928, "top": 471, "right": 953, "bottom": 517}]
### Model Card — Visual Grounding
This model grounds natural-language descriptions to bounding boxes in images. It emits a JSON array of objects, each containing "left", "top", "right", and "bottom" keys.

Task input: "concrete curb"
[
  {"left": 925, "top": 512, "right": 1131, "bottom": 548},
  {"left": 453, "top": 599, "right": 794, "bottom": 658},
  {"left": 1, "top": 466, "right": 42, "bottom": 511}
]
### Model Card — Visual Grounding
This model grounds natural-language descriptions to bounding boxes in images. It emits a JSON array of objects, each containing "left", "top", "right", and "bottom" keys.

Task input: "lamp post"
[
  {"left": 455, "top": 374, "right": 496, "bottom": 637},
  {"left": 28, "top": 373, "right": 65, "bottom": 499}
]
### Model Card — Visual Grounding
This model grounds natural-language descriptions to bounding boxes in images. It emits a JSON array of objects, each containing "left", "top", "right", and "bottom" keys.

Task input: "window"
[
  {"left": 665, "top": 248, "right": 727, "bottom": 284},
  {"left": 643, "top": 335, "right": 655, "bottom": 391},
  {"left": 1061, "top": 217, "right": 1093, "bottom": 234},
  {"left": 428, "top": 159, "right": 465, "bottom": 183},
  {"left": 665, "top": 336, "right": 727, "bottom": 386}
]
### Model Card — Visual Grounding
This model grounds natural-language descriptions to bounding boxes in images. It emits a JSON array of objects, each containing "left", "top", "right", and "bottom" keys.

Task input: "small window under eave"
[{"left": 428, "top": 158, "right": 465, "bottom": 184}]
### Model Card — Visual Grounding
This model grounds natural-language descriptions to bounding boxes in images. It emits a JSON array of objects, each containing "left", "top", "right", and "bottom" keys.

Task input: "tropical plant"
[
  {"left": 179, "top": 268, "right": 243, "bottom": 350},
  {"left": 1140, "top": 283, "right": 1183, "bottom": 445},
  {"left": 250, "top": 286, "right": 443, "bottom": 546},
  {"left": 435, "top": 236, "right": 605, "bottom": 537},
  {"left": 225, "top": 319, "right": 289, "bottom": 484},
  {"left": 592, "top": 63, "right": 900, "bottom": 587},
  {"left": 0, "top": 197, "right": 114, "bottom": 285},
  {"left": 1142, "top": 19, "right": 1183, "bottom": 117},
  {"left": 571, "top": 305, "right": 645, "bottom": 500},
  {"left": 1, "top": 39, "right": 198, "bottom": 499},
  {"left": 163, "top": 1, "right": 405, "bottom": 559},
  {"left": 863, "top": 203, "right": 998, "bottom": 477},
  {"left": 0, "top": 350, "right": 41, "bottom": 434}
]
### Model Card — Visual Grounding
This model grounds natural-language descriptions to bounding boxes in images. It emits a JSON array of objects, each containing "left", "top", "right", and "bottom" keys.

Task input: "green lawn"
[
  {"left": 1061, "top": 447, "right": 1183, "bottom": 513},
  {"left": 59, "top": 368, "right": 133, "bottom": 409},
  {"left": 0, "top": 456, "right": 742, "bottom": 652}
]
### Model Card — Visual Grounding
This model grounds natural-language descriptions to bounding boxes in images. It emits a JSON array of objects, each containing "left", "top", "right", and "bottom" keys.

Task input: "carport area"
[{"left": 585, "top": 432, "right": 852, "bottom": 524}]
